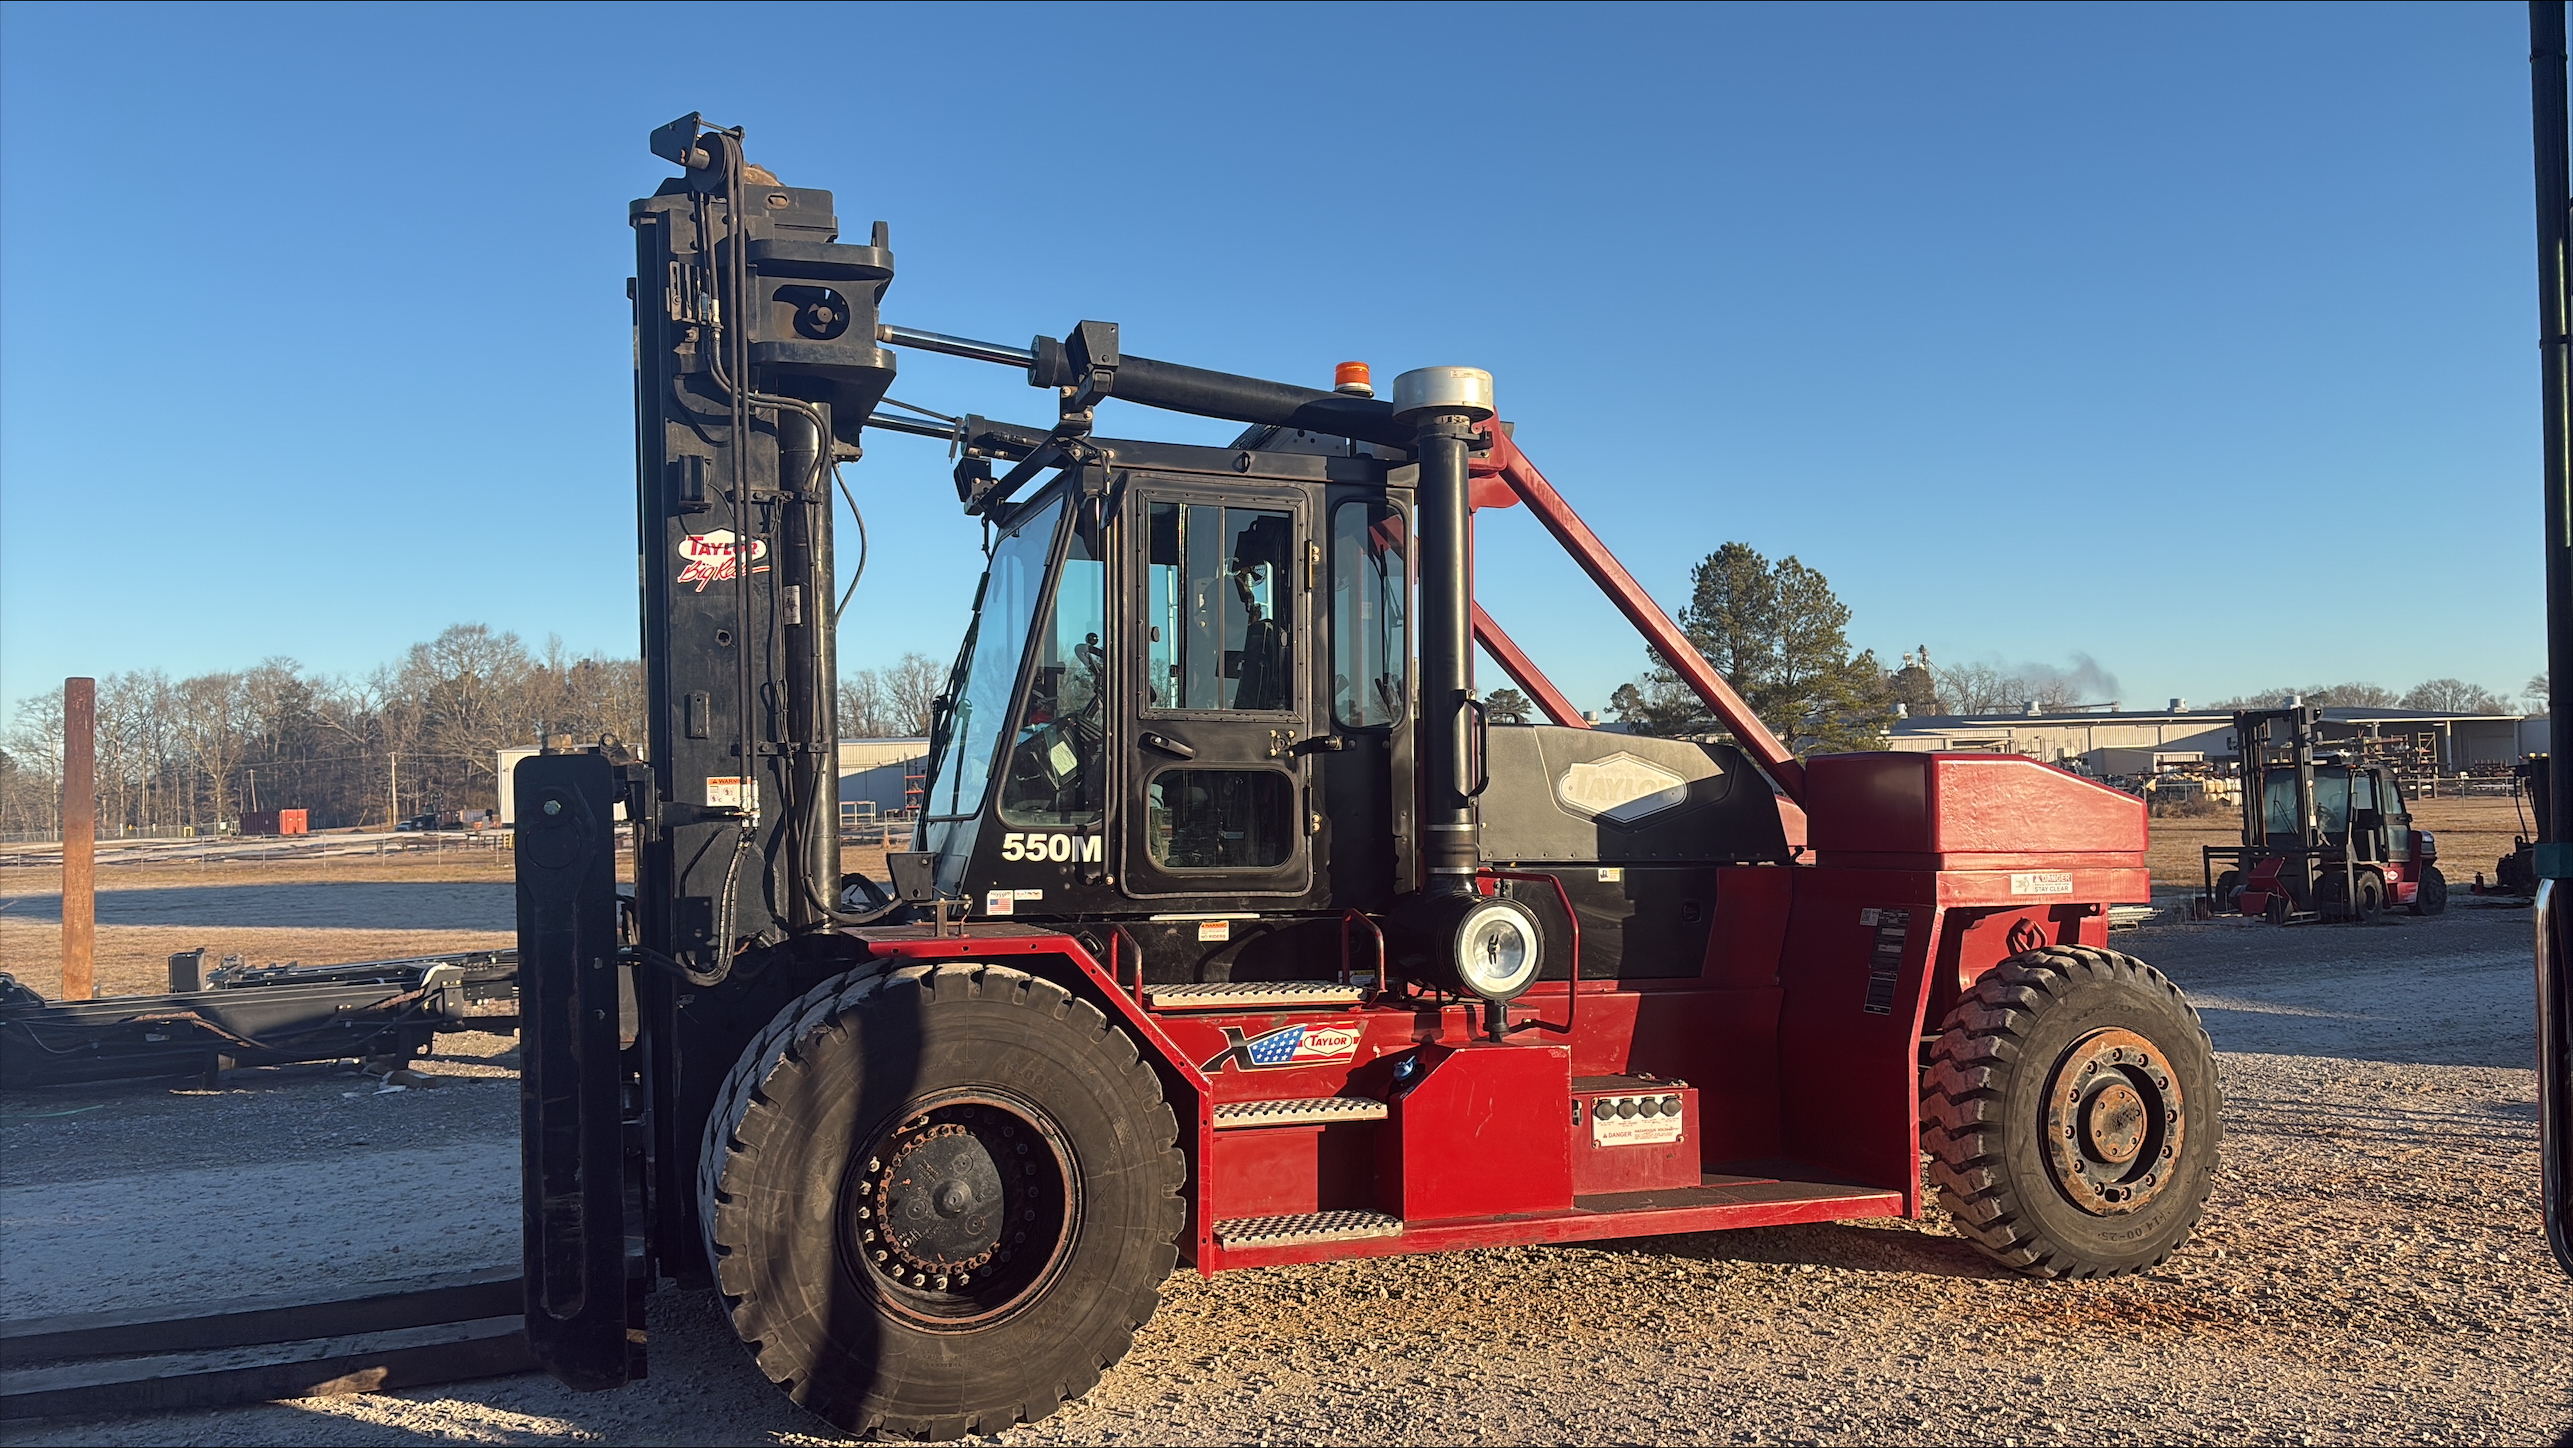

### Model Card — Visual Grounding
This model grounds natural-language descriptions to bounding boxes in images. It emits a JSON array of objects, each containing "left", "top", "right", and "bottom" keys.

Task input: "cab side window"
[
  {"left": 1331, "top": 501, "right": 1408, "bottom": 728},
  {"left": 999, "top": 515, "right": 1106, "bottom": 827},
  {"left": 1144, "top": 502, "right": 1295, "bottom": 713}
]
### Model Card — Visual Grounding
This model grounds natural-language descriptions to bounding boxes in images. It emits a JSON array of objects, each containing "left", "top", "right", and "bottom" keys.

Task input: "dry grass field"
[
  {"left": 0, "top": 844, "right": 902, "bottom": 1000},
  {"left": 2143, "top": 795, "right": 2533, "bottom": 891}
]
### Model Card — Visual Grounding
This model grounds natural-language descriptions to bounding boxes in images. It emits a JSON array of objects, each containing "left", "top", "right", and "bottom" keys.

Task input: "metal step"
[
  {"left": 1212, "top": 1097, "right": 1388, "bottom": 1129},
  {"left": 1213, "top": 1209, "right": 1403, "bottom": 1250},
  {"left": 1141, "top": 980, "right": 1365, "bottom": 1011}
]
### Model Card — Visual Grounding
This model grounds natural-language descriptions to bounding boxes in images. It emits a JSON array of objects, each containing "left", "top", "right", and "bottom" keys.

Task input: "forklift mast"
[
  {"left": 2527, "top": 0, "right": 2573, "bottom": 1277},
  {"left": 2233, "top": 705, "right": 2325, "bottom": 855}
]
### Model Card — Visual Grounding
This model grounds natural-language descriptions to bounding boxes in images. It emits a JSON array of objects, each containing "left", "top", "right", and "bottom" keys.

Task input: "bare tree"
[
  {"left": 1, "top": 696, "right": 64, "bottom": 836},
  {"left": 6, "top": 622, "right": 934, "bottom": 834},
  {"left": 2399, "top": 678, "right": 2508, "bottom": 713},
  {"left": 1934, "top": 662, "right": 2012, "bottom": 714},
  {"left": 171, "top": 672, "right": 251, "bottom": 828},
  {"left": 2530, "top": 671, "right": 2552, "bottom": 714},
  {"left": 839, "top": 669, "right": 892, "bottom": 737},
  {"left": 882, "top": 652, "right": 947, "bottom": 737}
]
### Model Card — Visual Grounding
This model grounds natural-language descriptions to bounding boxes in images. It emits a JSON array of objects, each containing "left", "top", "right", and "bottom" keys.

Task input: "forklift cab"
[
  {"left": 912, "top": 443, "right": 1416, "bottom": 939},
  {"left": 2258, "top": 763, "right": 2415, "bottom": 865}
]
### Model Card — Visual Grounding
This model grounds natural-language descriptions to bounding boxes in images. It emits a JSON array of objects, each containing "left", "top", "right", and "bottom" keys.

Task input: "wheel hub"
[
  {"left": 873, "top": 1123, "right": 1006, "bottom": 1278},
  {"left": 840, "top": 1096, "right": 1076, "bottom": 1328},
  {"left": 2042, "top": 1028, "right": 2184, "bottom": 1215}
]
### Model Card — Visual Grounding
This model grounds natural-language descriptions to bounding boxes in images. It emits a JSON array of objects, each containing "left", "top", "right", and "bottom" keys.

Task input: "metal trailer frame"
[{"left": 0, "top": 951, "right": 509, "bottom": 1090}]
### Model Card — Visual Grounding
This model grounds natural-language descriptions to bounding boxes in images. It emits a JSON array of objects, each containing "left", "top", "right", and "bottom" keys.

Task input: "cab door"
[{"left": 1119, "top": 480, "right": 1315, "bottom": 900}]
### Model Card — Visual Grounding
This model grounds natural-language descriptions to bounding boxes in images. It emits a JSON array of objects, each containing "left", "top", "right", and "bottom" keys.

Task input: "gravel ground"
[{"left": 2, "top": 904, "right": 2565, "bottom": 1446}]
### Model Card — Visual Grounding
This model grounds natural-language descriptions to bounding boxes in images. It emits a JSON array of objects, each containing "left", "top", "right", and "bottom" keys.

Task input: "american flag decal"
[{"left": 1200, "top": 1021, "right": 1364, "bottom": 1073}]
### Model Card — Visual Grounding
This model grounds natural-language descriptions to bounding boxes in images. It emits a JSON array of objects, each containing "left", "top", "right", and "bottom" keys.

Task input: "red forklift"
[
  {"left": 511, "top": 115, "right": 2226, "bottom": 1437},
  {"left": 2199, "top": 704, "right": 2447, "bottom": 925}
]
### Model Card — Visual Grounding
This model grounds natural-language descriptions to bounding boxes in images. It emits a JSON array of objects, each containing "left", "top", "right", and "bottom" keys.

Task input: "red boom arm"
[{"left": 1476, "top": 425, "right": 1808, "bottom": 801}]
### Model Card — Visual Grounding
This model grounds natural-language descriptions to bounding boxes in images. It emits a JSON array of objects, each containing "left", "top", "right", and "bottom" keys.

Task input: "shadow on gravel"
[
  {"left": 2227, "top": 1093, "right": 2538, "bottom": 1146},
  {"left": 1585, "top": 1218, "right": 2017, "bottom": 1282},
  {"left": 0, "top": 882, "right": 514, "bottom": 931}
]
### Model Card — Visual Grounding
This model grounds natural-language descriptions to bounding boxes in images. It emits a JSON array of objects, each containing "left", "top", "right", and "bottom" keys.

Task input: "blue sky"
[{"left": 0, "top": 2, "right": 2550, "bottom": 722}]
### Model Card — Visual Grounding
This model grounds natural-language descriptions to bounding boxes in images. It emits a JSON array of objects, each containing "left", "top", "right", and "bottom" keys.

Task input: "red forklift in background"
[
  {"left": 2199, "top": 704, "right": 2447, "bottom": 925},
  {"left": 510, "top": 116, "right": 2228, "bottom": 1437}
]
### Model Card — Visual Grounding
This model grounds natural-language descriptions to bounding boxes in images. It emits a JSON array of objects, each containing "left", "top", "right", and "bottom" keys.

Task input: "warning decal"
[{"left": 1861, "top": 907, "right": 1911, "bottom": 1016}]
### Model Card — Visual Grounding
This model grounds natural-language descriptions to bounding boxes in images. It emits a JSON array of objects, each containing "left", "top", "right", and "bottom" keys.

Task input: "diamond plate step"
[
  {"left": 1212, "top": 1097, "right": 1389, "bottom": 1129},
  {"left": 1141, "top": 981, "right": 1365, "bottom": 1011},
  {"left": 1213, "top": 1209, "right": 1404, "bottom": 1250}
]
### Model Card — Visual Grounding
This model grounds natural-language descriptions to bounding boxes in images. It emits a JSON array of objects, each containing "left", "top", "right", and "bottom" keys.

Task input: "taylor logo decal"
[
  {"left": 1199, "top": 1021, "right": 1363, "bottom": 1073},
  {"left": 676, "top": 530, "right": 770, "bottom": 592},
  {"left": 1556, "top": 752, "right": 1690, "bottom": 826}
]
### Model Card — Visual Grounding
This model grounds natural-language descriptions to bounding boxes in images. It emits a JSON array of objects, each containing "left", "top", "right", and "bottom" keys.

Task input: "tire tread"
[
  {"left": 1919, "top": 945, "right": 2221, "bottom": 1279},
  {"left": 699, "top": 960, "right": 1183, "bottom": 1438}
]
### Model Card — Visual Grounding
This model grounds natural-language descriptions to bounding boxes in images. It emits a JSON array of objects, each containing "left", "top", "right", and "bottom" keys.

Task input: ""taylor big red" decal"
[
  {"left": 677, "top": 530, "right": 770, "bottom": 592},
  {"left": 1199, "top": 1021, "right": 1364, "bottom": 1073}
]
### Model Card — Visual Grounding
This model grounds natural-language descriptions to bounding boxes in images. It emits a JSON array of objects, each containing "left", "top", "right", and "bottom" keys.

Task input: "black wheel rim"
[
  {"left": 2041, "top": 1028, "right": 2186, "bottom": 1216},
  {"left": 838, "top": 1089, "right": 1080, "bottom": 1331}
]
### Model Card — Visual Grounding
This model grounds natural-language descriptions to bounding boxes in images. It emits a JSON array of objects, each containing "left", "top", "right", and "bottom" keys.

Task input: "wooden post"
[{"left": 62, "top": 677, "right": 95, "bottom": 1001}]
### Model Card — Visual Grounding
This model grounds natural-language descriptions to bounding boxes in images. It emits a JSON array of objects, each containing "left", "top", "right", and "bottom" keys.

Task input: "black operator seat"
[{"left": 1230, "top": 515, "right": 1294, "bottom": 712}]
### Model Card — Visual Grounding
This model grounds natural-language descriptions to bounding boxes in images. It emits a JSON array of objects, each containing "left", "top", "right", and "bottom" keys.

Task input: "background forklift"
[
  {"left": 2481, "top": 753, "right": 2553, "bottom": 898},
  {"left": 2198, "top": 704, "right": 2447, "bottom": 925},
  {"left": 511, "top": 115, "right": 2229, "bottom": 1437}
]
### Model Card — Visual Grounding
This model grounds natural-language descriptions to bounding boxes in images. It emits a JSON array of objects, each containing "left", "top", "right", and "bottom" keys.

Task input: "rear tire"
[
  {"left": 701, "top": 962, "right": 1185, "bottom": 1439},
  {"left": 1920, "top": 946, "right": 2222, "bottom": 1278},
  {"left": 2351, "top": 870, "right": 2385, "bottom": 924},
  {"left": 2408, "top": 865, "right": 2448, "bottom": 916}
]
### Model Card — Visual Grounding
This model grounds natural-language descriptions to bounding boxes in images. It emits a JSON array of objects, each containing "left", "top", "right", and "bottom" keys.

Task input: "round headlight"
[{"left": 1452, "top": 898, "right": 1542, "bottom": 1003}]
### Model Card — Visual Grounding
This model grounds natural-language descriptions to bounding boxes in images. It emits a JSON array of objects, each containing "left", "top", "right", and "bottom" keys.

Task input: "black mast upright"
[{"left": 2528, "top": 0, "right": 2573, "bottom": 1276}]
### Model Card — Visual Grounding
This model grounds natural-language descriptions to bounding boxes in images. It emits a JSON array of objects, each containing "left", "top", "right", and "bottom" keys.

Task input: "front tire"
[
  {"left": 701, "top": 962, "right": 1185, "bottom": 1439},
  {"left": 1921, "top": 946, "right": 2223, "bottom": 1278},
  {"left": 2408, "top": 864, "right": 2448, "bottom": 916}
]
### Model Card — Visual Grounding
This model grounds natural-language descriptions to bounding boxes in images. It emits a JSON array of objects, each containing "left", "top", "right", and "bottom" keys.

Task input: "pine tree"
[{"left": 1609, "top": 543, "right": 1893, "bottom": 755}]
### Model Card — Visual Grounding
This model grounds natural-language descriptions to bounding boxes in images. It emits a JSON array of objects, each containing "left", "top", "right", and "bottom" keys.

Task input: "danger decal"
[
  {"left": 1199, "top": 1021, "right": 1363, "bottom": 1074},
  {"left": 676, "top": 530, "right": 771, "bottom": 592}
]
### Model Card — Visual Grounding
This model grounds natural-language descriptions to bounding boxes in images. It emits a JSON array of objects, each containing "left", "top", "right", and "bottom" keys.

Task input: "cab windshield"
[
  {"left": 2261, "top": 767, "right": 2351, "bottom": 839},
  {"left": 922, "top": 496, "right": 1065, "bottom": 819}
]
